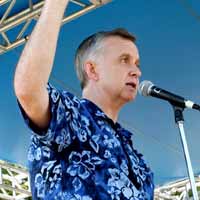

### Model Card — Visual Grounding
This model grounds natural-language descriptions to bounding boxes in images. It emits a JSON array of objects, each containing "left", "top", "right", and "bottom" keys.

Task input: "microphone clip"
[{"left": 171, "top": 103, "right": 184, "bottom": 124}]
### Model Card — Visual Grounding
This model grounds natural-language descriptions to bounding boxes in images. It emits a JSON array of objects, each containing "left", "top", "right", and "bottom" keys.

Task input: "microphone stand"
[{"left": 172, "top": 105, "right": 199, "bottom": 200}]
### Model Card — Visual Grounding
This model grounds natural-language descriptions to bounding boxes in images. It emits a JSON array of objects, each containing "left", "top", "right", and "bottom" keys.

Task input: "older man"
[{"left": 14, "top": 0, "right": 154, "bottom": 199}]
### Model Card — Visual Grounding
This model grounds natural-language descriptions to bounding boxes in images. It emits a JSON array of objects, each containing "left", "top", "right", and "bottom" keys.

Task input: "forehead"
[{"left": 102, "top": 36, "right": 139, "bottom": 58}]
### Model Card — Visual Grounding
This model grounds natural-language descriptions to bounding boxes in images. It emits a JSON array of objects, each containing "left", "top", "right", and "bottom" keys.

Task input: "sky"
[{"left": 0, "top": 0, "right": 200, "bottom": 186}]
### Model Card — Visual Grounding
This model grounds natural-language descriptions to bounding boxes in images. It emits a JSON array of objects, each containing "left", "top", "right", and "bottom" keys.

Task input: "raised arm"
[{"left": 14, "top": 0, "right": 69, "bottom": 130}]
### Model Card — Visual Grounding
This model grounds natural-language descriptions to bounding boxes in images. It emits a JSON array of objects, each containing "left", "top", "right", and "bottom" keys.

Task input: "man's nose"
[{"left": 129, "top": 66, "right": 142, "bottom": 77}]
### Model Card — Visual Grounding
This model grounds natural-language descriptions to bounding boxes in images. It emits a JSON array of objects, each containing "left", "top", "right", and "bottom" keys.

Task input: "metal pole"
[{"left": 177, "top": 121, "right": 199, "bottom": 200}]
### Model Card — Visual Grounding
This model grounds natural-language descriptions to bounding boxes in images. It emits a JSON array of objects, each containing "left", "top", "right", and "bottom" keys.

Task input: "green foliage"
[{"left": 188, "top": 186, "right": 200, "bottom": 197}]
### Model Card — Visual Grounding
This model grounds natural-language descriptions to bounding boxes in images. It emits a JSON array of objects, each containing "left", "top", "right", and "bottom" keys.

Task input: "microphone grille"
[{"left": 138, "top": 80, "right": 154, "bottom": 96}]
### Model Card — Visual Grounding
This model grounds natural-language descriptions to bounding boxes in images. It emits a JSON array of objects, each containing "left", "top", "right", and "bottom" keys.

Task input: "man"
[{"left": 14, "top": 0, "right": 154, "bottom": 199}]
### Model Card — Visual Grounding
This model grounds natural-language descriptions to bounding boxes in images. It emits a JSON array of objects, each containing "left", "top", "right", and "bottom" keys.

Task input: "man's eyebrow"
[
  {"left": 119, "top": 53, "right": 139, "bottom": 60},
  {"left": 119, "top": 53, "right": 131, "bottom": 58}
]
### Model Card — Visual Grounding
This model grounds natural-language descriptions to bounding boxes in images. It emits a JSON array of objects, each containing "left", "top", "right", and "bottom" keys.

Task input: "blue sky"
[{"left": 1, "top": 0, "right": 200, "bottom": 185}]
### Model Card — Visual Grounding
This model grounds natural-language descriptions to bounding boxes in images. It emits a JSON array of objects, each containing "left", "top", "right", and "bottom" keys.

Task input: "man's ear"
[{"left": 84, "top": 61, "right": 99, "bottom": 81}]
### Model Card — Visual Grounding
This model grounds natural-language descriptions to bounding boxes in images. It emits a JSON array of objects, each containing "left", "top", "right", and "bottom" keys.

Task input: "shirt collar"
[
  {"left": 80, "top": 98, "right": 111, "bottom": 121},
  {"left": 80, "top": 98, "right": 132, "bottom": 140}
]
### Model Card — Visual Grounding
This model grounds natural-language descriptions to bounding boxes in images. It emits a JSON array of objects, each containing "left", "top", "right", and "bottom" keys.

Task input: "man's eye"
[
  {"left": 136, "top": 64, "right": 140, "bottom": 68},
  {"left": 121, "top": 57, "right": 128, "bottom": 63}
]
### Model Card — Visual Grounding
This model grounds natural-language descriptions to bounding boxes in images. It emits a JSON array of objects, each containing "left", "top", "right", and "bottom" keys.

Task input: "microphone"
[{"left": 138, "top": 80, "right": 200, "bottom": 111}]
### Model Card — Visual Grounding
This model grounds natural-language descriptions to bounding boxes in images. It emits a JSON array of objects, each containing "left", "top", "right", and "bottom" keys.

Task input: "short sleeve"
[{"left": 17, "top": 83, "right": 81, "bottom": 151}]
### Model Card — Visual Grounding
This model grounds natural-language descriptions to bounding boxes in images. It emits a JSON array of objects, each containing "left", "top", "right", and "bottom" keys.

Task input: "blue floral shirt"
[{"left": 19, "top": 83, "right": 154, "bottom": 200}]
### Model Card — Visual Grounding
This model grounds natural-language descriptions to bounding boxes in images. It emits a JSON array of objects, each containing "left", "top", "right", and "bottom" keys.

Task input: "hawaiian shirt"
[{"left": 18, "top": 83, "right": 154, "bottom": 200}]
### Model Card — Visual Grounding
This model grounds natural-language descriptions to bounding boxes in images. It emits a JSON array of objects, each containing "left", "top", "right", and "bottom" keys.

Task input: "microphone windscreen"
[{"left": 138, "top": 80, "right": 154, "bottom": 96}]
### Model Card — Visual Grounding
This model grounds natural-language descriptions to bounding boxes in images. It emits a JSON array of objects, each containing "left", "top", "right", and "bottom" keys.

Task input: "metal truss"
[
  {"left": 0, "top": 0, "right": 112, "bottom": 55},
  {"left": 154, "top": 177, "right": 200, "bottom": 200},
  {"left": 0, "top": 160, "right": 31, "bottom": 200},
  {"left": 2, "top": 158, "right": 200, "bottom": 200}
]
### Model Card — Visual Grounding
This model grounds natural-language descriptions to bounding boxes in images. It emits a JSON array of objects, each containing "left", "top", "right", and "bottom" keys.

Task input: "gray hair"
[{"left": 74, "top": 28, "right": 136, "bottom": 89}]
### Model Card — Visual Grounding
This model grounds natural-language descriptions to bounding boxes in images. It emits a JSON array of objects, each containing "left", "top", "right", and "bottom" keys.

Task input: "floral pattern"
[{"left": 18, "top": 83, "right": 154, "bottom": 199}]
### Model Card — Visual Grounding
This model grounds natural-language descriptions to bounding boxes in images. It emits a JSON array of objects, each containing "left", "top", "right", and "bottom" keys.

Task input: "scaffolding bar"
[{"left": 0, "top": 0, "right": 112, "bottom": 55}]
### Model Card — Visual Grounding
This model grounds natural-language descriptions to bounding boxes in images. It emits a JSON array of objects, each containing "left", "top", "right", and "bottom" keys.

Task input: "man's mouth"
[{"left": 125, "top": 82, "right": 137, "bottom": 89}]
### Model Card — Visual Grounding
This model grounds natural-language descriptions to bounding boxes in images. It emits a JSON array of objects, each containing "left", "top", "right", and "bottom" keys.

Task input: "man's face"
[{"left": 96, "top": 36, "right": 141, "bottom": 103}]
